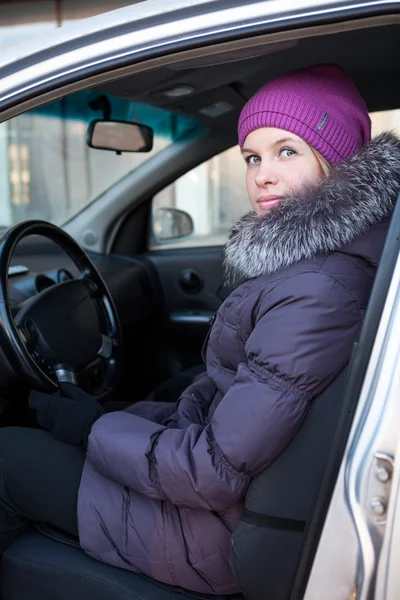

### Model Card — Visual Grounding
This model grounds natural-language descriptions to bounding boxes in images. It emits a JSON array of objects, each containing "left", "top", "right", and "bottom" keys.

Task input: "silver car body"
[{"left": 0, "top": 1, "right": 399, "bottom": 598}]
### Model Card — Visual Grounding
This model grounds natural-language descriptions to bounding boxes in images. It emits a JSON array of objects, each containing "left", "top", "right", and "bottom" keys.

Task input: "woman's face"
[{"left": 242, "top": 127, "right": 325, "bottom": 214}]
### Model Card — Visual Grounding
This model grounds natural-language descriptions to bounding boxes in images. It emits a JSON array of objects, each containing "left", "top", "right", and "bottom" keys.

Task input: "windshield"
[{"left": 0, "top": 90, "right": 201, "bottom": 228}]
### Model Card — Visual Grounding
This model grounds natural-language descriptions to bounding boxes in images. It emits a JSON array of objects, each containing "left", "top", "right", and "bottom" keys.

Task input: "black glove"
[{"left": 29, "top": 383, "right": 105, "bottom": 449}]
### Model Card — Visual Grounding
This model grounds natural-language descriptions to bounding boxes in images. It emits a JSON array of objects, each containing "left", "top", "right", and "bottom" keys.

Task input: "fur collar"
[{"left": 224, "top": 132, "right": 400, "bottom": 287}]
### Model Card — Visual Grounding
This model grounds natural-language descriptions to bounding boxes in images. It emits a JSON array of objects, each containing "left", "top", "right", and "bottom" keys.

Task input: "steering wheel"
[{"left": 0, "top": 220, "right": 122, "bottom": 398}]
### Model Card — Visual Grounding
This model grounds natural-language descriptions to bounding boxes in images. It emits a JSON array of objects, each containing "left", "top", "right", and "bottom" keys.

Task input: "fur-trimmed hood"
[{"left": 224, "top": 131, "right": 400, "bottom": 287}]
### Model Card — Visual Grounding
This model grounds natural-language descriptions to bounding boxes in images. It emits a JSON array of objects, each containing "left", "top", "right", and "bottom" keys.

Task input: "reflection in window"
[{"left": 9, "top": 143, "right": 30, "bottom": 207}]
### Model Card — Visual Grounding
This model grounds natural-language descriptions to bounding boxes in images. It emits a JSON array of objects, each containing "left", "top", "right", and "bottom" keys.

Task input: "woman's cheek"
[
  {"left": 246, "top": 174, "right": 256, "bottom": 209},
  {"left": 286, "top": 164, "right": 308, "bottom": 192}
]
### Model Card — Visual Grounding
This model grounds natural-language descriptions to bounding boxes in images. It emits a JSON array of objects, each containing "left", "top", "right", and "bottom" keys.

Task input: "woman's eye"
[
  {"left": 245, "top": 155, "right": 260, "bottom": 165},
  {"left": 279, "top": 147, "right": 297, "bottom": 158}
]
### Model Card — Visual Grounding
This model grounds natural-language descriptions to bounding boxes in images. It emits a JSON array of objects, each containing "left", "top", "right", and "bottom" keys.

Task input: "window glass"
[
  {"left": 0, "top": 90, "right": 200, "bottom": 229},
  {"left": 152, "top": 146, "right": 247, "bottom": 249},
  {"left": 150, "top": 109, "right": 400, "bottom": 250}
]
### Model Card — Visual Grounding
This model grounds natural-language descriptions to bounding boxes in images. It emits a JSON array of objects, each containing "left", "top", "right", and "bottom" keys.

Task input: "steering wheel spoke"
[
  {"left": 55, "top": 367, "right": 77, "bottom": 386},
  {"left": 16, "top": 326, "right": 28, "bottom": 346},
  {"left": 79, "top": 275, "right": 100, "bottom": 299},
  {"left": 97, "top": 334, "right": 115, "bottom": 359}
]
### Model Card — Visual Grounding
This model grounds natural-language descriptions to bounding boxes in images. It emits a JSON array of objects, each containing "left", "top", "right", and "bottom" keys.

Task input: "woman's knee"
[
  {"left": 0, "top": 427, "right": 57, "bottom": 470},
  {"left": 0, "top": 427, "right": 83, "bottom": 537},
  {"left": 0, "top": 427, "right": 84, "bottom": 493},
  {"left": 0, "top": 427, "right": 41, "bottom": 472},
  {"left": 0, "top": 426, "right": 30, "bottom": 449}
]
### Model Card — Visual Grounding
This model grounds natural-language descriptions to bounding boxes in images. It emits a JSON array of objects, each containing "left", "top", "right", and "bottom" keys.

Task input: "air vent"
[{"left": 35, "top": 274, "right": 55, "bottom": 293}]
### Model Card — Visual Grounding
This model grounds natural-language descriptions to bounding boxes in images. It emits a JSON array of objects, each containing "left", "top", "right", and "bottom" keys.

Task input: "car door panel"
[{"left": 147, "top": 246, "right": 225, "bottom": 368}]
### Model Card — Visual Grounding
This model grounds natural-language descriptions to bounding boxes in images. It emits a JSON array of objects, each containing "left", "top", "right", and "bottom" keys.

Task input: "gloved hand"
[{"left": 29, "top": 382, "right": 105, "bottom": 449}]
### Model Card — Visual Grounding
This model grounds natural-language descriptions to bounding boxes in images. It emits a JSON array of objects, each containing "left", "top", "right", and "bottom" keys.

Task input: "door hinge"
[{"left": 367, "top": 452, "right": 394, "bottom": 525}]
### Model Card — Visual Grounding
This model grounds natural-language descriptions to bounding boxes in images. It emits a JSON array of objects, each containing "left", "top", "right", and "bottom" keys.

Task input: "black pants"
[
  {"left": 0, "top": 367, "right": 204, "bottom": 555},
  {"left": 0, "top": 427, "right": 84, "bottom": 553}
]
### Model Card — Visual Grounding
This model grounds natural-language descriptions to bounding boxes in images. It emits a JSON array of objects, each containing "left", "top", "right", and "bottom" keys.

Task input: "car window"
[
  {"left": 0, "top": 90, "right": 201, "bottom": 230},
  {"left": 150, "top": 108, "right": 400, "bottom": 250},
  {"left": 151, "top": 145, "right": 248, "bottom": 249}
]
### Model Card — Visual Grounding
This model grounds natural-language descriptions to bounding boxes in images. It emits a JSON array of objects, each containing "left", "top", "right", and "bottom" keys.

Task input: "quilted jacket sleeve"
[{"left": 86, "top": 273, "right": 362, "bottom": 511}]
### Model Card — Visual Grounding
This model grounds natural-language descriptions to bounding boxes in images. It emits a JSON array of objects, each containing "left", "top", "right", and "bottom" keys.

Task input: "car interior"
[{"left": 0, "top": 13, "right": 399, "bottom": 600}]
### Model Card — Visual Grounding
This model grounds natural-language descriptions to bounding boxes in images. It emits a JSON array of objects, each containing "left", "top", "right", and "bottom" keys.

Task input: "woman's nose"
[{"left": 255, "top": 163, "right": 278, "bottom": 187}]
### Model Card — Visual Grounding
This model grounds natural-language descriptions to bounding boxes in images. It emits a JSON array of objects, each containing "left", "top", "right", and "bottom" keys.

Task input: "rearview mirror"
[
  {"left": 87, "top": 120, "right": 153, "bottom": 153},
  {"left": 152, "top": 208, "right": 194, "bottom": 243}
]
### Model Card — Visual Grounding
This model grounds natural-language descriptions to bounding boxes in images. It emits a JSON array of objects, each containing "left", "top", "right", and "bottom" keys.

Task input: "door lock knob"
[{"left": 179, "top": 269, "right": 203, "bottom": 293}]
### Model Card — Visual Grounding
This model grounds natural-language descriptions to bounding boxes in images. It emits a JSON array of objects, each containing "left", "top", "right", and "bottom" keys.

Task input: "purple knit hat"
[{"left": 238, "top": 64, "right": 371, "bottom": 164}]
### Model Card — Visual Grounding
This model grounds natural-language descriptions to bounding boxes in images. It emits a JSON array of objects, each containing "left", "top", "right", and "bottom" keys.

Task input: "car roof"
[
  {"left": 0, "top": 0, "right": 398, "bottom": 126},
  {"left": 0, "top": 0, "right": 384, "bottom": 69},
  {"left": 0, "top": 0, "right": 222, "bottom": 69}
]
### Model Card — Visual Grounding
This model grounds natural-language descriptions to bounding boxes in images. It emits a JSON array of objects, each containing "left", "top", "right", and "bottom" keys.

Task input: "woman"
[{"left": 1, "top": 64, "right": 400, "bottom": 595}]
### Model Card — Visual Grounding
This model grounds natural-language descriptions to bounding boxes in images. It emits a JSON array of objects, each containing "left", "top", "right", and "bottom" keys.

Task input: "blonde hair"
[{"left": 311, "top": 147, "right": 330, "bottom": 178}]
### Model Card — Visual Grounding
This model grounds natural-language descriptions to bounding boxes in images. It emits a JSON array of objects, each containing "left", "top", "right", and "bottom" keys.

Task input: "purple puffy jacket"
[{"left": 78, "top": 133, "right": 400, "bottom": 594}]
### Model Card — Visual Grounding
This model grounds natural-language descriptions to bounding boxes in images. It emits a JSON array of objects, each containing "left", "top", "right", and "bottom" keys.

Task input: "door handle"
[{"left": 170, "top": 311, "right": 214, "bottom": 325}]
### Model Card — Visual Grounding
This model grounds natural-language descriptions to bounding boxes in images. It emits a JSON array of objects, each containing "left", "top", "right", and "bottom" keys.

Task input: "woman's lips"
[{"left": 257, "top": 195, "right": 284, "bottom": 211}]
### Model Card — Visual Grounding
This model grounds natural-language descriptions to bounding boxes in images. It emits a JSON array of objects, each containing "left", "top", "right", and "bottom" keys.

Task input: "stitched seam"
[
  {"left": 122, "top": 486, "right": 130, "bottom": 556},
  {"left": 220, "top": 321, "right": 236, "bottom": 332},
  {"left": 206, "top": 426, "right": 250, "bottom": 481},
  {"left": 316, "top": 272, "right": 363, "bottom": 318},
  {"left": 316, "top": 255, "right": 330, "bottom": 271},
  {"left": 323, "top": 250, "right": 376, "bottom": 279},
  {"left": 258, "top": 270, "right": 364, "bottom": 321},
  {"left": 336, "top": 256, "right": 375, "bottom": 278},
  {"left": 213, "top": 364, "right": 235, "bottom": 377},
  {"left": 235, "top": 310, "right": 247, "bottom": 363},
  {"left": 163, "top": 502, "right": 179, "bottom": 586},
  {"left": 233, "top": 264, "right": 350, "bottom": 324},
  {"left": 225, "top": 275, "right": 289, "bottom": 321},
  {"left": 146, "top": 432, "right": 166, "bottom": 497},
  {"left": 248, "top": 358, "right": 311, "bottom": 401}
]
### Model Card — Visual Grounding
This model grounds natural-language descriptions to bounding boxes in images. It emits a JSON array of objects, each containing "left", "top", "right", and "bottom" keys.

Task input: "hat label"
[{"left": 317, "top": 112, "right": 328, "bottom": 131}]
